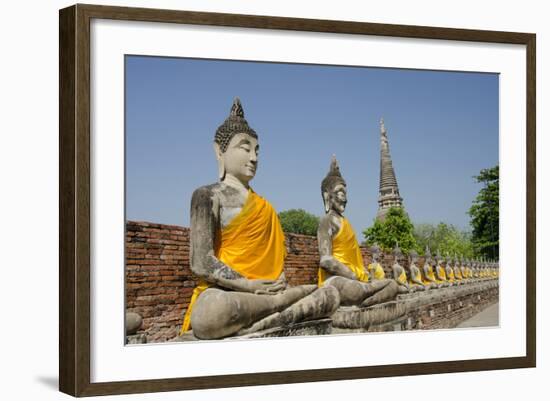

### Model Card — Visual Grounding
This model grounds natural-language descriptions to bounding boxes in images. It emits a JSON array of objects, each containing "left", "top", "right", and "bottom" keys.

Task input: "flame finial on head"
[{"left": 214, "top": 97, "right": 257, "bottom": 152}]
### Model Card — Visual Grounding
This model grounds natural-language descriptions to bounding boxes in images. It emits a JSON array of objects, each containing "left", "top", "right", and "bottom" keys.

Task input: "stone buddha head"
[
  {"left": 321, "top": 155, "right": 347, "bottom": 215},
  {"left": 436, "top": 250, "right": 443, "bottom": 266},
  {"left": 213, "top": 98, "right": 259, "bottom": 184},
  {"left": 424, "top": 246, "right": 432, "bottom": 266},
  {"left": 408, "top": 248, "right": 418, "bottom": 267},
  {"left": 370, "top": 243, "right": 381, "bottom": 263}
]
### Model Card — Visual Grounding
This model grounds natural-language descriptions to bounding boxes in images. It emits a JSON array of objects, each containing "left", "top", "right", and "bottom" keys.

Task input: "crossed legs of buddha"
[
  {"left": 324, "top": 276, "right": 398, "bottom": 307},
  {"left": 191, "top": 284, "right": 340, "bottom": 339}
]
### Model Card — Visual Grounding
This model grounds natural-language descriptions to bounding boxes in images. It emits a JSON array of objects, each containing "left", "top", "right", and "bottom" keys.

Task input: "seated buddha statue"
[
  {"left": 422, "top": 247, "right": 441, "bottom": 289},
  {"left": 445, "top": 254, "right": 456, "bottom": 284},
  {"left": 453, "top": 255, "right": 464, "bottom": 284},
  {"left": 460, "top": 256, "right": 470, "bottom": 282},
  {"left": 471, "top": 259, "right": 479, "bottom": 279},
  {"left": 180, "top": 98, "right": 340, "bottom": 340},
  {"left": 479, "top": 259, "right": 487, "bottom": 279},
  {"left": 477, "top": 260, "right": 483, "bottom": 279},
  {"left": 434, "top": 250, "right": 450, "bottom": 287},
  {"left": 489, "top": 261, "right": 496, "bottom": 279},
  {"left": 317, "top": 156, "right": 398, "bottom": 307},
  {"left": 406, "top": 249, "right": 427, "bottom": 291},
  {"left": 391, "top": 244, "right": 412, "bottom": 294},
  {"left": 464, "top": 258, "right": 473, "bottom": 280},
  {"left": 488, "top": 261, "right": 494, "bottom": 278},
  {"left": 484, "top": 260, "right": 492, "bottom": 279},
  {"left": 470, "top": 259, "right": 476, "bottom": 279},
  {"left": 476, "top": 259, "right": 483, "bottom": 280},
  {"left": 367, "top": 244, "right": 387, "bottom": 280}
]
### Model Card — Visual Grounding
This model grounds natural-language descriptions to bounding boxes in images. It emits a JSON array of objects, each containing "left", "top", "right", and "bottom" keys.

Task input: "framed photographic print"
[{"left": 59, "top": 3, "right": 536, "bottom": 397}]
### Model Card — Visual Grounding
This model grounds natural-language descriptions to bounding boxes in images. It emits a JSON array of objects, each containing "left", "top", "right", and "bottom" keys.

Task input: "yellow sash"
[
  {"left": 397, "top": 269, "right": 407, "bottom": 285},
  {"left": 437, "top": 265, "right": 447, "bottom": 281},
  {"left": 368, "top": 263, "right": 386, "bottom": 280},
  {"left": 180, "top": 190, "right": 286, "bottom": 334},
  {"left": 318, "top": 217, "right": 369, "bottom": 286}
]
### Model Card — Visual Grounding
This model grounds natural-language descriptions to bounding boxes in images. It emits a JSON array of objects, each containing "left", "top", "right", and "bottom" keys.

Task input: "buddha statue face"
[
  {"left": 325, "top": 182, "right": 347, "bottom": 216},
  {"left": 370, "top": 244, "right": 380, "bottom": 262},
  {"left": 214, "top": 132, "right": 259, "bottom": 185},
  {"left": 321, "top": 156, "right": 347, "bottom": 215},
  {"left": 409, "top": 250, "right": 418, "bottom": 265},
  {"left": 436, "top": 252, "right": 442, "bottom": 265}
]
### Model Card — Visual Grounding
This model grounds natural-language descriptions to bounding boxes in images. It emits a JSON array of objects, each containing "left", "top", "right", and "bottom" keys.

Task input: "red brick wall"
[{"left": 126, "top": 222, "right": 193, "bottom": 342}]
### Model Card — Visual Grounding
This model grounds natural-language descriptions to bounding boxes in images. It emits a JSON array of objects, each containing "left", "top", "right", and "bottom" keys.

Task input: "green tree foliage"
[
  {"left": 468, "top": 165, "right": 499, "bottom": 259},
  {"left": 278, "top": 209, "right": 320, "bottom": 236},
  {"left": 414, "top": 222, "right": 474, "bottom": 258},
  {"left": 362, "top": 207, "right": 418, "bottom": 253}
]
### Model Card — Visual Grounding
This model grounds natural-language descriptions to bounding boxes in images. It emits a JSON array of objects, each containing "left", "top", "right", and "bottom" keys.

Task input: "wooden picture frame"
[{"left": 59, "top": 3, "right": 536, "bottom": 397}]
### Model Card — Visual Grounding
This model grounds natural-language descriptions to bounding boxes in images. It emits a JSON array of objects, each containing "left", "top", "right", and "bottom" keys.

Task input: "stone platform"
[{"left": 138, "top": 278, "right": 499, "bottom": 343}]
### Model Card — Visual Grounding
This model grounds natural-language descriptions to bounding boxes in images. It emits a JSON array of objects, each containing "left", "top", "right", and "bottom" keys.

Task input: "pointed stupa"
[{"left": 376, "top": 118, "right": 404, "bottom": 221}]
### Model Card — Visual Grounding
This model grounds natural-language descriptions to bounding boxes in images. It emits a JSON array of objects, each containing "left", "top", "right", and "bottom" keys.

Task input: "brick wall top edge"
[{"left": 127, "top": 221, "right": 188, "bottom": 231}]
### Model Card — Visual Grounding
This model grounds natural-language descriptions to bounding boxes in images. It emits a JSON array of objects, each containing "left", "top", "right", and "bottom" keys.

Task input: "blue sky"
[{"left": 125, "top": 56, "right": 498, "bottom": 236}]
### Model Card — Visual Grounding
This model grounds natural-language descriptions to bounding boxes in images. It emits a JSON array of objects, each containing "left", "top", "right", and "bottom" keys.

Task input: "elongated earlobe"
[
  {"left": 323, "top": 192, "right": 330, "bottom": 213},
  {"left": 213, "top": 142, "right": 225, "bottom": 181}
]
